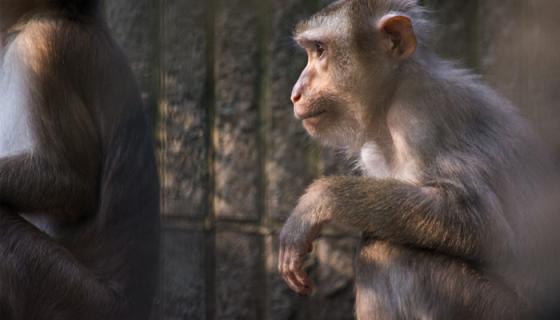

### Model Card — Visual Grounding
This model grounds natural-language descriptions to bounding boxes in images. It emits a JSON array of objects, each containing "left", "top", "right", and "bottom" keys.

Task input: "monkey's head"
[
  {"left": 0, "top": 1, "right": 99, "bottom": 30},
  {"left": 291, "top": 0, "right": 425, "bottom": 149}
]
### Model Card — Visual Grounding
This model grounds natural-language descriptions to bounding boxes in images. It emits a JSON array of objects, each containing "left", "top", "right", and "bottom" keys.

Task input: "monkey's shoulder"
[{"left": 9, "top": 15, "right": 112, "bottom": 72}]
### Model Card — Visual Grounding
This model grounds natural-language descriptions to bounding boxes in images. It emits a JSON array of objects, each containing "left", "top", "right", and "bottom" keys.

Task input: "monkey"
[
  {"left": 278, "top": 0, "right": 557, "bottom": 319},
  {"left": 0, "top": 1, "right": 159, "bottom": 319}
]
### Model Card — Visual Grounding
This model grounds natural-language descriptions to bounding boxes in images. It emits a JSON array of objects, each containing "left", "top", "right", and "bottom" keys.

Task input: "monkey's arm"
[
  {"left": 0, "top": 208, "right": 126, "bottom": 319},
  {"left": 279, "top": 176, "right": 513, "bottom": 294},
  {"left": 284, "top": 176, "right": 513, "bottom": 259},
  {"left": 0, "top": 153, "right": 98, "bottom": 217},
  {"left": 0, "top": 21, "right": 102, "bottom": 217}
]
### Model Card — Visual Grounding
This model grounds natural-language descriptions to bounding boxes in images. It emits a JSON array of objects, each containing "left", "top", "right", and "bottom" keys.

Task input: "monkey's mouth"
[{"left": 296, "top": 109, "right": 327, "bottom": 120}]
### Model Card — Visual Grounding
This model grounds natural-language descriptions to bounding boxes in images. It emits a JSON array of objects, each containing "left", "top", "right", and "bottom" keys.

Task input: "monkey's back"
[{"left": 355, "top": 58, "right": 553, "bottom": 319}]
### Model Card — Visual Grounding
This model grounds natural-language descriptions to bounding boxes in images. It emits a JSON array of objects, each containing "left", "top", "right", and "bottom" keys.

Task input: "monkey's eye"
[{"left": 313, "top": 42, "right": 326, "bottom": 58}]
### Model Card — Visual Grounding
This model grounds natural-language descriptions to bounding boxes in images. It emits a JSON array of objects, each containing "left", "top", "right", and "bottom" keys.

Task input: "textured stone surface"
[
  {"left": 522, "top": 1, "right": 560, "bottom": 158},
  {"left": 477, "top": 0, "right": 525, "bottom": 107},
  {"left": 214, "top": 0, "right": 261, "bottom": 221},
  {"left": 265, "top": 0, "right": 317, "bottom": 222},
  {"left": 477, "top": 0, "right": 560, "bottom": 159},
  {"left": 481, "top": 0, "right": 560, "bottom": 159},
  {"left": 423, "top": 0, "right": 478, "bottom": 67},
  {"left": 216, "top": 231, "right": 263, "bottom": 320},
  {"left": 160, "top": 0, "right": 210, "bottom": 218},
  {"left": 105, "top": 0, "right": 158, "bottom": 118},
  {"left": 161, "top": 229, "right": 207, "bottom": 320}
]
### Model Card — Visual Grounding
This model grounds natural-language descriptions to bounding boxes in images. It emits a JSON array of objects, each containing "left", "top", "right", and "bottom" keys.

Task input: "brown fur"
[
  {"left": 0, "top": 1, "right": 159, "bottom": 319},
  {"left": 279, "top": 1, "right": 554, "bottom": 319}
]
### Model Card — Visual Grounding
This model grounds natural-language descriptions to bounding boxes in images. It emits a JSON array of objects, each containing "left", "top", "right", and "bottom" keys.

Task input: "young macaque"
[{"left": 279, "top": 0, "right": 555, "bottom": 319}]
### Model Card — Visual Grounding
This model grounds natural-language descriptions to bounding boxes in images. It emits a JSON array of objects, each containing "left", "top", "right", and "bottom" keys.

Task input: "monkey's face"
[
  {"left": 291, "top": 30, "right": 367, "bottom": 148},
  {"left": 292, "top": 4, "right": 418, "bottom": 149}
]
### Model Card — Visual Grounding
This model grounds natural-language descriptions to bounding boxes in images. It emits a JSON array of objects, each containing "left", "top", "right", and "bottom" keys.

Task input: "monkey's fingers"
[
  {"left": 284, "top": 274, "right": 305, "bottom": 295},
  {"left": 285, "top": 252, "right": 313, "bottom": 295},
  {"left": 285, "top": 269, "right": 310, "bottom": 295},
  {"left": 292, "top": 265, "right": 313, "bottom": 295},
  {"left": 280, "top": 250, "right": 303, "bottom": 288},
  {"left": 278, "top": 246, "right": 285, "bottom": 275},
  {"left": 280, "top": 252, "right": 300, "bottom": 292}
]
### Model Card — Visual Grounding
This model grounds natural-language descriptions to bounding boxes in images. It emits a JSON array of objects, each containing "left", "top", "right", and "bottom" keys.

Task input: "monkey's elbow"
[{"left": 61, "top": 182, "right": 99, "bottom": 220}]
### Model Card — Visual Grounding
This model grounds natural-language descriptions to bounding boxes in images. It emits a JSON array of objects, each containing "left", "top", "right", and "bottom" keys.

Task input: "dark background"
[{"left": 104, "top": 0, "right": 560, "bottom": 319}]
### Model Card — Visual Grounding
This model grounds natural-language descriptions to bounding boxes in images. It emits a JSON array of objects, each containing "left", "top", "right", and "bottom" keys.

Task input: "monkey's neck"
[
  {"left": 359, "top": 70, "right": 405, "bottom": 159},
  {"left": 362, "top": 49, "right": 462, "bottom": 167}
]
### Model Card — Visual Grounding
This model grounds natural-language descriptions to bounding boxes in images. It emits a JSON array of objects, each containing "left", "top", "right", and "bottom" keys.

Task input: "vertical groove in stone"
[
  {"left": 215, "top": 231, "right": 262, "bottom": 320},
  {"left": 154, "top": 1, "right": 163, "bottom": 318},
  {"left": 160, "top": 0, "right": 210, "bottom": 219},
  {"left": 213, "top": 0, "right": 261, "bottom": 222},
  {"left": 256, "top": 0, "right": 271, "bottom": 318},
  {"left": 158, "top": 0, "right": 168, "bottom": 230},
  {"left": 158, "top": 1, "right": 168, "bottom": 315},
  {"left": 160, "top": 0, "right": 210, "bottom": 318},
  {"left": 213, "top": 0, "right": 263, "bottom": 318},
  {"left": 161, "top": 229, "right": 207, "bottom": 320},
  {"left": 205, "top": 0, "right": 217, "bottom": 319}
]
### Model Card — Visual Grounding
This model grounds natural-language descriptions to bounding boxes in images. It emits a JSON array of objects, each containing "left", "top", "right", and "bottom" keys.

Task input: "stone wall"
[{"left": 104, "top": 0, "right": 560, "bottom": 319}]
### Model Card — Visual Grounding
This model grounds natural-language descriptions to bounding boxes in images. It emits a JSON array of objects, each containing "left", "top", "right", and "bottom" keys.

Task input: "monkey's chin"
[
  {"left": 303, "top": 116, "right": 322, "bottom": 127},
  {"left": 302, "top": 117, "right": 323, "bottom": 137},
  {"left": 301, "top": 114, "right": 344, "bottom": 146}
]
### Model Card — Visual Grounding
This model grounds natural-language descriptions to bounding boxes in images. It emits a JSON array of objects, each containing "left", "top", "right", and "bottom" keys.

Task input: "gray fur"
[{"left": 280, "top": 0, "right": 555, "bottom": 319}]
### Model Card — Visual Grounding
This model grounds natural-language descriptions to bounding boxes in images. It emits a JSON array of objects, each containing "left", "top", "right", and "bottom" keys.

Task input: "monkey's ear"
[{"left": 377, "top": 14, "right": 417, "bottom": 60}]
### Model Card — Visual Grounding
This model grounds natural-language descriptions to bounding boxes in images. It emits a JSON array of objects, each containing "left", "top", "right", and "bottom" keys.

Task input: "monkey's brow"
[
  {"left": 294, "top": 25, "right": 334, "bottom": 46},
  {"left": 294, "top": 35, "right": 326, "bottom": 48},
  {"left": 293, "top": 37, "right": 310, "bottom": 48}
]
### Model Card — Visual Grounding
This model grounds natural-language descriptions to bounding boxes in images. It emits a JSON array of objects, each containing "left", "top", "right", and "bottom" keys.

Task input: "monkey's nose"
[
  {"left": 291, "top": 92, "right": 302, "bottom": 104},
  {"left": 291, "top": 85, "right": 303, "bottom": 104}
]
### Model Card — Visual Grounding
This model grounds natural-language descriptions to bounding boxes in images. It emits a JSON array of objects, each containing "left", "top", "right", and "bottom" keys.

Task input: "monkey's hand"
[{"left": 279, "top": 180, "right": 332, "bottom": 295}]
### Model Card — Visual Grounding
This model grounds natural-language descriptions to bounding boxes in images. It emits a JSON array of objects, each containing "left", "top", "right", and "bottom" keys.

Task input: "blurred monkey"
[{"left": 0, "top": 1, "right": 159, "bottom": 319}]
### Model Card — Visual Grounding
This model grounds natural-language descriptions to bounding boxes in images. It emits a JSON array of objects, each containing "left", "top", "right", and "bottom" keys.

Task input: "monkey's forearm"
[
  {"left": 0, "top": 209, "right": 121, "bottom": 319},
  {"left": 0, "top": 154, "right": 97, "bottom": 217},
  {"left": 306, "top": 176, "right": 512, "bottom": 260}
]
